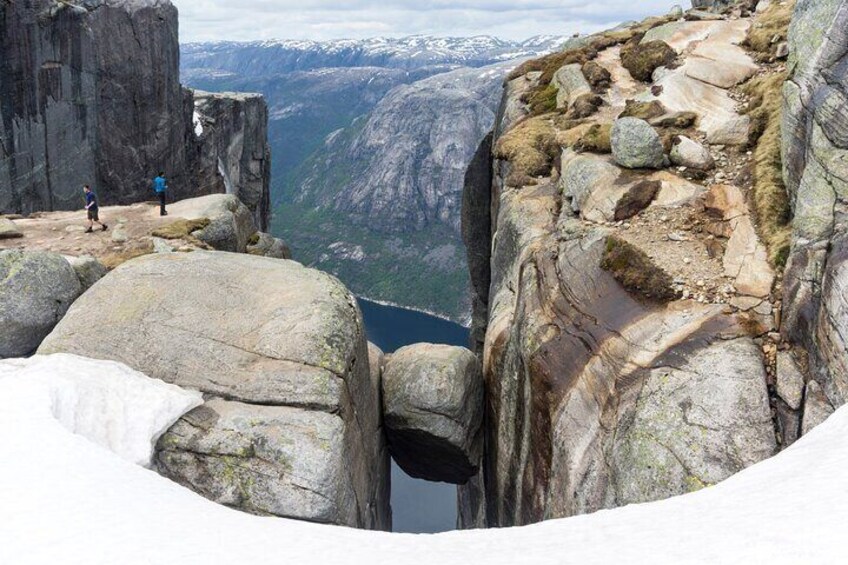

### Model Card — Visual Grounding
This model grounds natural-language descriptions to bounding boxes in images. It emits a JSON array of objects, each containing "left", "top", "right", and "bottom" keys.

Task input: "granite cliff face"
[
  {"left": 780, "top": 0, "right": 848, "bottom": 417},
  {"left": 458, "top": 0, "right": 841, "bottom": 528},
  {"left": 0, "top": 0, "right": 270, "bottom": 229}
]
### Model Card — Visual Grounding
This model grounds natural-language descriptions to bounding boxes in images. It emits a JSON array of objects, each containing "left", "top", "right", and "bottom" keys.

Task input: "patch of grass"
[
  {"left": 601, "top": 235, "right": 677, "bottom": 302},
  {"left": 619, "top": 99, "right": 667, "bottom": 120},
  {"left": 574, "top": 123, "right": 612, "bottom": 154},
  {"left": 621, "top": 37, "right": 677, "bottom": 82},
  {"left": 508, "top": 14, "right": 675, "bottom": 116},
  {"left": 101, "top": 240, "right": 154, "bottom": 270},
  {"left": 494, "top": 115, "right": 560, "bottom": 185},
  {"left": 565, "top": 93, "right": 603, "bottom": 120},
  {"left": 745, "top": 0, "right": 795, "bottom": 59},
  {"left": 741, "top": 71, "right": 792, "bottom": 267},
  {"left": 649, "top": 111, "right": 698, "bottom": 129},
  {"left": 151, "top": 218, "right": 211, "bottom": 240},
  {"left": 614, "top": 180, "right": 661, "bottom": 221},
  {"left": 582, "top": 61, "right": 612, "bottom": 93}
]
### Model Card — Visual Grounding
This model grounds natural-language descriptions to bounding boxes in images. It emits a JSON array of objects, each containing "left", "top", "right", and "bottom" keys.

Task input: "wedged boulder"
[
  {"left": 382, "top": 344, "right": 483, "bottom": 484},
  {"left": 63, "top": 255, "right": 107, "bottom": 291},
  {"left": 246, "top": 232, "right": 292, "bottom": 260},
  {"left": 167, "top": 194, "right": 257, "bottom": 253},
  {"left": 1, "top": 250, "right": 82, "bottom": 358},
  {"left": 670, "top": 135, "right": 715, "bottom": 170},
  {"left": 39, "top": 251, "right": 390, "bottom": 530},
  {"left": 611, "top": 118, "right": 666, "bottom": 169}
]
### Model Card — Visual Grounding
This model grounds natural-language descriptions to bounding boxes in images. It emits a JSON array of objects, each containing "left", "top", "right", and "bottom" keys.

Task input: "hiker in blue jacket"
[
  {"left": 82, "top": 185, "right": 108, "bottom": 233},
  {"left": 154, "top": 172, "right": 168, "bottom": 216}
]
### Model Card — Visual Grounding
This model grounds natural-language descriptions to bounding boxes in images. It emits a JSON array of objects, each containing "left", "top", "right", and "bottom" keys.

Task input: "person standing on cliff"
[
  {"left": 153, "top": 172, "right": 168, "bottom": 216},
  {"left": 82, "top": 185, "right": 107, "bottom": 233}
]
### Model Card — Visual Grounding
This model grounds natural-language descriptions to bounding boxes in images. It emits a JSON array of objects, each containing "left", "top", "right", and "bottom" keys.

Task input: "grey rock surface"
[
  {"left": 706, "top": 116, "right": 750, "bottom": 145},
  {"left": 1, "top": 250, "right": 82, "bottom": 358},
  {"left": 193, "top": 91, "right": 272, "bottom": 231},
  {"left": 552, "top": 64, "right": 592, "bottom": 110},
  {"left": 802, "top": 381, "right": 835, "bottom": 435},
  {"left": 246, "top": 232, "right": 292, "bottom": 260},
  {"left": 612, "top": 338, "right": 776, "bottom": 505},
  {"left": 776, "top": 351, "right": 805, "bottom": 411},
  {"left": 168, "top": 194, "right": 257, "bottom": 253},
  {"left": 0, "top": 218, "right": 23, "bottom": 239},
  {"left": 611, "top": 118, "right": 665, "bottom": 169},
  {"left": 781, "top": 0, "right": 848, "bottom": 410},
  {"left": 0, "top": 0, "right": 271, "bottom": 231},
  {"left": 670, "top": 136, "right": 715, "bottom": 170},
  {"left": 158, "top": 399, "right": 363, "bottom": 526},
  {"left": 382, "top": 344, "right": 483, "bottom": 484},
  {"left": 63, "top": 255, "right": 107, "bottom": 291},
  {"left": 39, "top": 251, "right": 390, "bottom": 529}
]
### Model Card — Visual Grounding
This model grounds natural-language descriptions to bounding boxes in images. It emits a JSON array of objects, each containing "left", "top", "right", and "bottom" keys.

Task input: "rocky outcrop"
[
  {"left": 167, "top": 194, "right": 257, "bottom": 253},
  {"left": 611, "top": 118, "right": 666, "bottom": 169},
  {"left": 0, "top": 250, "right": 82, "bottom": 358},
  {"left": 780, "top": 0, "right": 848, "bottom": 409},
  {"left": 38, "top": 252, "right": 390, "bottom": 530},
  {"left": 64, "top": 255, "right": 107, "bottom": 291},
  {"left": 192, "top": 91, "right": 271, "bottom": 232},
  {"left": 0, "top": 0, "right": 270, "bottom": 229},
  {"left": 382, "top": 344, "right": 483, "bottom": 484},
  {"left": 459, "top": 7, "right": 786, "bottom": 528}
]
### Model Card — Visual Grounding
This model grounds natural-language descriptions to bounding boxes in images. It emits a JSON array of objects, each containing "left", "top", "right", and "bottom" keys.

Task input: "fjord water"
[{"left": 357, "top": 298, "right": 470, "bottom": 533}]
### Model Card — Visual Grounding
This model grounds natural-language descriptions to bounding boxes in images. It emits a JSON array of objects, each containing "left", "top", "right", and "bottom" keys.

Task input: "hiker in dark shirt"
[{"left": 83, "top": 185, "right": 108, "bottom": 233}]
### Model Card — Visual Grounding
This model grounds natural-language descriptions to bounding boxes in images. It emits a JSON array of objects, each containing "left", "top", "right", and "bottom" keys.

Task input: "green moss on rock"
[{"left": 601, "top": 236, "right": 677, "bottom": 302}]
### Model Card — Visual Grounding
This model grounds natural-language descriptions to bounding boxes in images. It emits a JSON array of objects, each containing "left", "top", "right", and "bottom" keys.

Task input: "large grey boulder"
[
  {"left": 168, "top": 194, "right": 257, "bottom": 253},
  {"left": 611, "top": 118, "right": 665, "bottom": 169},
  {"left": 382, "top": 344, "right": 483, "bottom": 484},
  {"left": 670, "top": 136, "right": 715, "bottom": 170},
  {"left": 39, "top": 251, "right": 390, "bottom": 530},
  {"left": 1, "top": 250, "right": 82, "bottom": 358}
]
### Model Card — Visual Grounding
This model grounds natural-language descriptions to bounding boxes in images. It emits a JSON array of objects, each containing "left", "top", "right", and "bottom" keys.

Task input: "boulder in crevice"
[{"left": 382, "top": 344, "right": 483, "bottom": 484}]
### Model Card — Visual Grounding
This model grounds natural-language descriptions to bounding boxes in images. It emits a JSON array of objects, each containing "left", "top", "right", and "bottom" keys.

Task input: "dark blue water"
[{"left": 357, "top": 298, "right": 470, "bottom": 534}]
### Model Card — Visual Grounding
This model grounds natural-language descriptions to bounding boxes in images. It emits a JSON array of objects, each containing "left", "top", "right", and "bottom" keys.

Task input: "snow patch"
[
  {"left": 0, "top": 354, "right": 201, "bottom": 467},
  {"left": 1, "top": 354, "right": 847, "bottom": 563},
  {"left": 192, "top": 110, "right": 204, "bottom": 137}
]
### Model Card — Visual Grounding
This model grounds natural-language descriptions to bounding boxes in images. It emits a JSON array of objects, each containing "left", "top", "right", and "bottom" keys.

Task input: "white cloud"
[{"left": 172, "top": 0, "right": 682, "bottom": 42}]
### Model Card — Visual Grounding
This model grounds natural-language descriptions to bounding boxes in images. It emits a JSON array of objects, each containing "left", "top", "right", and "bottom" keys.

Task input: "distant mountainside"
[
  {"left": 180, "top": 35, "right": 568, "bottom": 321},
  {"left": 181, "top": 35, "right": 567, "bottom": 74}
]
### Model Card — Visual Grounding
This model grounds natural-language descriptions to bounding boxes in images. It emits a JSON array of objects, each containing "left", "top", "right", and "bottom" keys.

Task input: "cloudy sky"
[{"left": 173, "top": 0, "right": 680, "bottom": 43}]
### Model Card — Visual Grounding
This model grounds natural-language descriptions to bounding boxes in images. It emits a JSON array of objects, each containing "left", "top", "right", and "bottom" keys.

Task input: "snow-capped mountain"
[{"left": 181, "top": 34, "right": 569, "bottom": 76}]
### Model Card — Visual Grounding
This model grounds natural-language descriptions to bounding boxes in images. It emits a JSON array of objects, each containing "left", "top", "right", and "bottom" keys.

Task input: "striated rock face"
[
  {"left": 0, "top": 0, "right": 270, "bottom": 229},
  {"left": 781, "top": 0, "right": 848, "bottom": 409},
  {"left": 459, "top": 10, "right": 785, "bottom": 528},
  {"left": 192, "top": 91, "right": 271, "bottom": 231},
  {"left": 0, "top": 250, "right": 82, "bottom": 358},
  {"left": 382, "top": 344, "right": 483, "bottom": 484},
  {"left": 38, "top": 252, "right": 390, "bottom": 530}
]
